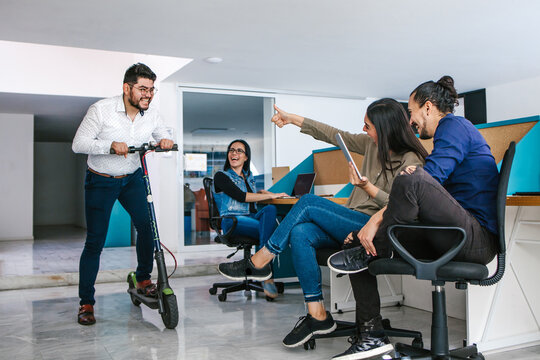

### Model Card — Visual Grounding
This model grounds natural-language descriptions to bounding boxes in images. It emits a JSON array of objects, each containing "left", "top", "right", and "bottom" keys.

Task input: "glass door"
[{"left": 178, "top": 88, "right": 275, "bottom": 251}]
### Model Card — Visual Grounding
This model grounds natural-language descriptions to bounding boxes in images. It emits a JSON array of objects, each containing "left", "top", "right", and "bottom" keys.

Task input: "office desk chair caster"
[{"left": 115, "top": 143, "right": 180, "bottom": 329}]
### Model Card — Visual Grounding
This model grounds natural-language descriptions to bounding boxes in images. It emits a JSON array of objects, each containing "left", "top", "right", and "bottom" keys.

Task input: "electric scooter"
[{"left": 113, "top": 142, "right": 179, "bottom": 329}]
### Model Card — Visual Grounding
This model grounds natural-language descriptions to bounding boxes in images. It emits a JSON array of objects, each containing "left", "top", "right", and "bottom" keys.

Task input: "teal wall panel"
[
  {"left": 104, "top": 200, "right": 131, "bottom": 247},
  {"left": 504, "top": 121, "right": 540, "bottom": 194}
]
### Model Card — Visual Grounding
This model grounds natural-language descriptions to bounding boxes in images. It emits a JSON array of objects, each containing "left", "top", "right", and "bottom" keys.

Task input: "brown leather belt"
[{"left": 88, "top": 167, "right": 128, "bottom": 179}]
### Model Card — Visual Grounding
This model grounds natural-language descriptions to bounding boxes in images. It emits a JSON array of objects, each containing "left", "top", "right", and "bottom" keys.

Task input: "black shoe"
[
  {"left": 332, "top": 335, "right": 393, "bottom": 360},
  {"left": 327, "top": 246, "right": 374, "bottom": 274},
  {"left": 342, "top": 230, "right": 361, "bottom": 250},
  {"left": 282, "top": 312, "right": 337, "bottom": 348},
  {"left": 218, "top": 258, "right": 272, "bottom": 281}
]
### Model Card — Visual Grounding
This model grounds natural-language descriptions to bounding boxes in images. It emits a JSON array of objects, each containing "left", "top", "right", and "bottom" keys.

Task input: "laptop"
[{"left": 289, "top": 173, "right": 316, "bottom": 198}]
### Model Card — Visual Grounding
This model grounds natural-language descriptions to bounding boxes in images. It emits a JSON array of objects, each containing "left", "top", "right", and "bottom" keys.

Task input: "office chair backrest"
[
  {"left": 202, "top": 177, "right": 221, "bottom": 233},
  {"left": 480, "top": 141, "right": 515, "bottom": 286}
]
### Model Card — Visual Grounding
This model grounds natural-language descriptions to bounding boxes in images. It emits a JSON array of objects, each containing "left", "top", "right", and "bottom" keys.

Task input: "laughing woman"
[
  {"left": 218, "top": 99, "right": 428, "bottom": 349},
  {"left": 212, "top": 139, "right": 288, "bottom": 298}
]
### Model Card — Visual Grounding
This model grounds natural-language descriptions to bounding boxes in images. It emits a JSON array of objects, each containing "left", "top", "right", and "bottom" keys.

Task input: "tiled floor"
[
  {"left": 1, "top": 226, "right": 539, "bottom": 359},
  {"left": 0, "top": 275, "right": 538, "bottom": 360},
  {"left": 0, "top": 225, "right": 224, "bottom": 277}
]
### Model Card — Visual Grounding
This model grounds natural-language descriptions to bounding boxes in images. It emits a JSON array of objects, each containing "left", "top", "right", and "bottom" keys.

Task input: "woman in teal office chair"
[
  {"left": 218, "top": 98, "right": 428, "bottom": 348},
  {"left": 213, "top": 139, "right": 288, "bottom": 298}
]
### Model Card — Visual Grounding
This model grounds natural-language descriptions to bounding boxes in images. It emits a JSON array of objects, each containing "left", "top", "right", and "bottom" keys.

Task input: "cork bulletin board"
[
  {"left": 418, "top": 121, "right": 536, "bottom": 163},
  {"left": 310, "top": 120, "right": 536, "bottom": 186},
  {"left": 313, "top": 149, "right": 364, "bottom": 185}
]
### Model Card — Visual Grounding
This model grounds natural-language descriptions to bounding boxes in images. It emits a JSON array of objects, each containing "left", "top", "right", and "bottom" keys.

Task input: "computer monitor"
[{"left": 291, "top": 173, "right": 316, "bottom": 197}]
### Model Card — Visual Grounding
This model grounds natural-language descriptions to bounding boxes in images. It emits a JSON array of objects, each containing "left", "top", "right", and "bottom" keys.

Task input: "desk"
[
  {"left": 260, "top": 196, "right": 348, "bottom": 206},
  {"left": 466, "top": 196, "right": 540, "bottom": 352}
]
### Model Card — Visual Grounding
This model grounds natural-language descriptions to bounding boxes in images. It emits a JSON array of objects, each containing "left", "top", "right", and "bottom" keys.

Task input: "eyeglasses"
[
  {"left": 228, "top": 148, "right": 245, "bottom": 154},
  {"left": 129, "top": 84, "right": 158, "bottom": 95}
]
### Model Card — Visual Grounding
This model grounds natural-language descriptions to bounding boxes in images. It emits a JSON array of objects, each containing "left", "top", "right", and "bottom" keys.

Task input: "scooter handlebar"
[{"left": 110, "top": 143, "right": 178, "bottom": 154}]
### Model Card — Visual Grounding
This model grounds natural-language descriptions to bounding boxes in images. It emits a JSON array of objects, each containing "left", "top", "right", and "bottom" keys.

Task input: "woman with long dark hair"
[
  {"left": 212, "top": 139, "right": 287, "bottom": 298},
  {"left": 218, "top": 98, "right": 428, "bottom": 348}
]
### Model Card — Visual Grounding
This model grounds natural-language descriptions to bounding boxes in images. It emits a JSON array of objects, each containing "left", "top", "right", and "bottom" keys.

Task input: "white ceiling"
[{"left": 1, "top": 0, "right": 540, "bottom": 140}]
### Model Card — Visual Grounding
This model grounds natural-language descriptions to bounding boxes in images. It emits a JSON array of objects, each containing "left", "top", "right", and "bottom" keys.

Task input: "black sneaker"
[
  {"left": 218, "top": 258, "right": 272, "bottom": 281},
  {"left": 282, "top": 312, "right": 337, "bottom": 348},
  {"left": 327, "top": 246, "right": 373, "bottom": 274},
  {"left": 332, "top": 335, "right": 394, "bottom": 360}
]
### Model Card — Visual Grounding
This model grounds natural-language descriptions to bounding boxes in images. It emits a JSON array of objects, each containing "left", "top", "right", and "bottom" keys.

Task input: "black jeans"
[{"left": 353, "top": 167, "right": 498, "bottom": 323}]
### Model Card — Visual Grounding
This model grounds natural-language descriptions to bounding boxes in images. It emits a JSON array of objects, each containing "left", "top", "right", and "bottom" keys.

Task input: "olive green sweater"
[{"left": 301, "top": 118, "right": 424, "bottom": 216}]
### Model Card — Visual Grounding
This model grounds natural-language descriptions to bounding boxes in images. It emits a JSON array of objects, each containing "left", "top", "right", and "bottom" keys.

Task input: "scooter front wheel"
[{"left": 161, "top": 294, "right": 179, "bottom": 329}]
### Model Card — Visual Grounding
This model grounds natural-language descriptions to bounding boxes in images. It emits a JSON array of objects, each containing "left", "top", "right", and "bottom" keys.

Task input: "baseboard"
[{"left": 0, "top": 236, "right": 34, "bottom": 241}]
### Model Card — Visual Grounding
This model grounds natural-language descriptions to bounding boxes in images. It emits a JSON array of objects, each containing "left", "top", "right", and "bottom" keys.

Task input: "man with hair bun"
[{"left": 328, "top": 76, "right": 499, "bottom": 359}]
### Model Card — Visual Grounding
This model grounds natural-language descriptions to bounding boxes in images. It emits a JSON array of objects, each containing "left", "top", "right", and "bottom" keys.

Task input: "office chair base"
[
  {"left": 306, "top": 318, "right": 423, "bottom": 351},
  {"left": 209, "top": 280, "right": 284, "bottom": 302},
  {"left": 393, "top": 342, "right": 483, "bottom": 359}
]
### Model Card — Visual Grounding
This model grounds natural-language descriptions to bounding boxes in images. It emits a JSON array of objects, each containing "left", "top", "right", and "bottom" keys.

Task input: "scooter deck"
[{"left": 127, "top": 287, "right": 160, "bottom": 309}]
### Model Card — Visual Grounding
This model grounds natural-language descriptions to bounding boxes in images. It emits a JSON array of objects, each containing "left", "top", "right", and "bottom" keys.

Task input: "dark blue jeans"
[
  {"left": 221, "top": 205, "right": 278, "bottom": 250},
  {"left": 79, "top": 168, "right": 153, "bottom": 305},
  {"left": 265, "top": 194, "right": 371, "bottom": 302}
]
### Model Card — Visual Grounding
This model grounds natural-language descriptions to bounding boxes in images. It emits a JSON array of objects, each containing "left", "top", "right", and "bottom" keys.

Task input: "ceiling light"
[{"left": 204, "top": 57, "right": 223, "bottom": 64}]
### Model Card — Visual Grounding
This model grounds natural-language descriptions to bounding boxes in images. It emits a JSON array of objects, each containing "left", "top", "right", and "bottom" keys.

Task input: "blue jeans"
[
  {"left": 79, "top": 168, "right": 153, "bottom": 306},
  {"left": 221, "top": 205, "right": 278, "bottom": 250},
  {"left": 265, "top": 194, "right": 371, "bottom": 302}
]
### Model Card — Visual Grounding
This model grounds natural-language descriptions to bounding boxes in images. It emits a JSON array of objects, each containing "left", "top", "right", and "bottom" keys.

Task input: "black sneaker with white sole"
[
  {"left": 328, "top": 247, "right": 393, "bottom": 274},
  {"left": 332, "top": 335, "right": 394, "bottom": 360},
  {"left": 282, "top": 312, "right": 337, "bottom": 348},
  {"left": 218, "top": 258, "right": 272, "bottom": 281},
  {"left": 333, "top": 314, "right": 394, "bottom": 360}
]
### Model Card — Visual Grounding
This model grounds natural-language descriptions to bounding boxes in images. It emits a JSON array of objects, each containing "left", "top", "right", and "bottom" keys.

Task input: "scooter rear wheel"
[
  {"left": 161, "top": 294, "right": 179, "bottom": 329},
  {"left": 130, "top": 294, "right": 141, "bottom": 306}
]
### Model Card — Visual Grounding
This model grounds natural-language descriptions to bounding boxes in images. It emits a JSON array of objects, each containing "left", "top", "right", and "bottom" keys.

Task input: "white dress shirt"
[{"left": 72, "top": 95, "right": 170, "bottom": 176}]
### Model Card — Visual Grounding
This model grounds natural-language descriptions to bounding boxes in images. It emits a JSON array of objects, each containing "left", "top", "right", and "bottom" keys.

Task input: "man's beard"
[
  {"left": 419, "top": 129, "right": 431, "bottom": 140},
  {"left": 128, "top": 95, "right": 151, "bottom": 111}
]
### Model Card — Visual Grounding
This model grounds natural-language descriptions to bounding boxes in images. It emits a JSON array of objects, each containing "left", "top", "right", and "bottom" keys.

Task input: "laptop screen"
[{"left": 292, "top": 173, "right": 316, "bottom": 197}]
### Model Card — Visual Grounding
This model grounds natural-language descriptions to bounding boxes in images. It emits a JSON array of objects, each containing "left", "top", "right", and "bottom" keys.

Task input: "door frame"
[{"left": 177, "top": 85, "right": 276, "bottom": 252}]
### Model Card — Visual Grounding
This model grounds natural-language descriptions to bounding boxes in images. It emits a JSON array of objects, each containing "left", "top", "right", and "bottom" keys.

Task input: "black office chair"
[
  {"left": 203, "top": 177, "right": 284, "bottom": 302},
  {"left": 305, "top": 247, "right": 423, "bottom": 351},
  {"left": 369, "top": 142, "right": 515, "bottom": 359}
]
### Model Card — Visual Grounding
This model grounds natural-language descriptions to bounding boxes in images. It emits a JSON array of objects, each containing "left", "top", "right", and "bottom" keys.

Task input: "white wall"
[
  {"left": 486, "top": 75, "right": 540, "bottom": 123},
  {"left": 0, "top": 113, "right": 34, "bottom": 241},
  {"left": 34, "top": 142, "right": 78, "bottom": 226},
  {"left": 0, "top": 40, "right": 191, "bottom": 98},
  {"left": 273, "top": 94, "right": 373, "bottom": 169}
]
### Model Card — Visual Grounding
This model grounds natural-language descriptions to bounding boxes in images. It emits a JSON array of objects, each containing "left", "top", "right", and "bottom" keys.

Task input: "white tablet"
[{"left": 335, "top": 133, "right": 362, "bottom": 179}]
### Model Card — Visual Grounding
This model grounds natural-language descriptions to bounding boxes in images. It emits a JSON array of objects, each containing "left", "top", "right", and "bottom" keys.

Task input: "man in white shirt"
[{"left": 72, "top": 63, "right": 173, "bottom": 325}]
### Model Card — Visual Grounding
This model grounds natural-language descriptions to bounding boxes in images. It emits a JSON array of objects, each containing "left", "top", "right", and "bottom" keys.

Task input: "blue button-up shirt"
[{"left": 424, "top": 113, "right": 499, "bottom": 235}]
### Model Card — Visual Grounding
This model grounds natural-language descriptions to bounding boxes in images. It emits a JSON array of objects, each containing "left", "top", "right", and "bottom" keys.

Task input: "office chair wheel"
[
  {"left": 412, "top": 338, "right": 424, "bottom": 349},
  {"left": 130, "top": 293, "right": 141, "bottom": 306},
  {"left": 209, "top": 287, "right": 217, "bottom": 295},
  {"left": 218, "top": 293, "right": 227, "bottom": 302},
  {"left": 276, "top": 282, "right": 285, "bottom": 294},
  {"left": 244, "top": 290, "right": 252, "bottom": 296},
  {"left": 303, "top": 338, "right": 316, "bottom": 350}
]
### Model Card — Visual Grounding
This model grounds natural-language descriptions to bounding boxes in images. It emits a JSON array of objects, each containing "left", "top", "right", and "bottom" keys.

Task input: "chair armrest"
[
  {"left": 214, "top": 215, "right": 239, "bottom": 241},
  {"left": 387, "top": 224, "right": 467, "bottom": 281}
]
